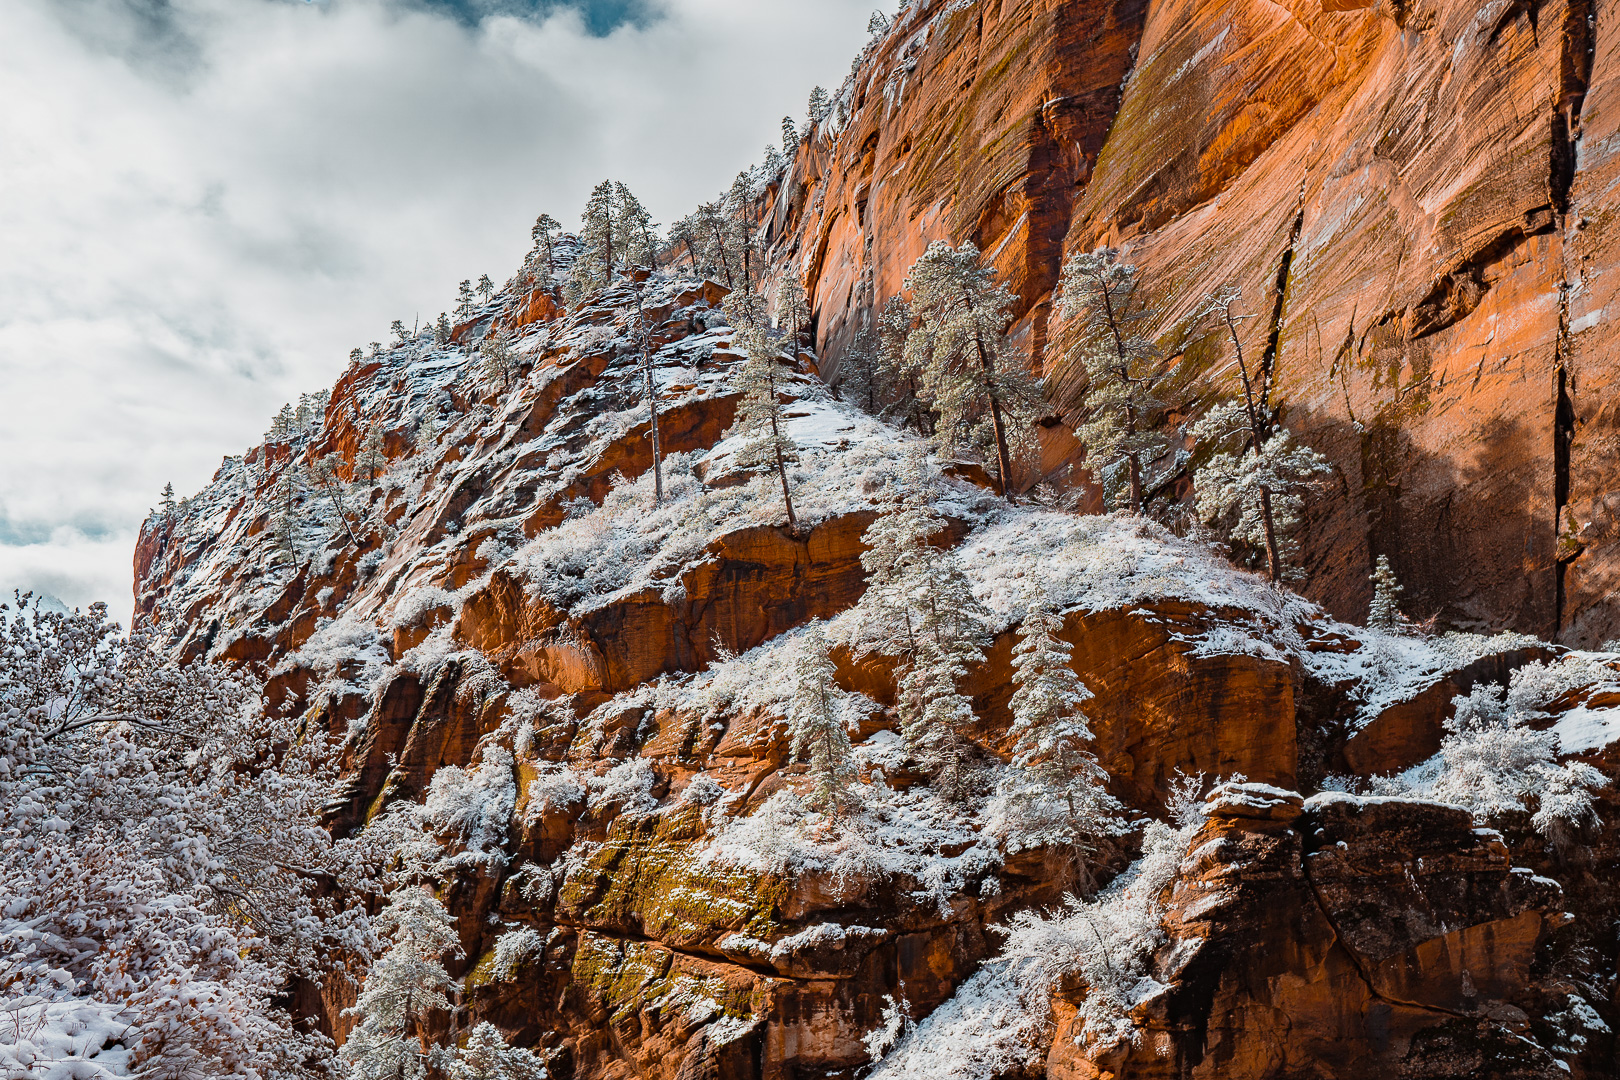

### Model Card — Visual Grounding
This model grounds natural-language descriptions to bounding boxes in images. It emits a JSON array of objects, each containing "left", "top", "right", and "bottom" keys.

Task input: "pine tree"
[
  {"left": 993, "top": 592, "right": 1122, "bottom": 862},
  {"left": 903, "top": 241, "right": 1041, "bottom": 500},
  {"left": 723, "top": 292, "right": 799, "bottom": 530},
  {"left": 875, "top": 296, "right": 930, "bottom": 433},
  {"left": 789, "top": 623, "right": 860, "bottom": 821},
  {"left": 836, "top": 328, "right": 879, "bottom": 413},
  {"left": 807, "top": 86, "right": 831, "bottom": 125},
  {"left": 479, "top": 329, "right": 520, "bottom": 391},
  {"left": 159, "top": 482, "right": 176, "bottom": 521},
  {"left": 341, "top": 886, "right": 462, "bottom": 1080},
  {"left": 782, "top": 115, "right": 800, "bottom": 153},
  {"left": 356, "top": 424, "right": 388, "bottom": 485},
  {"left": 268, "top": 466, "right": 301, "bottom": 566},
  {"left": 391, "top": 319, "right": 410, "bottom": 346},
  {"left": 434, "top": 313, "right": 452, "bottom": 346},
  {"left": 267, "top": 402, "right": 296, "bottom": 443},
  {"left": 613, "top": 182, "right": 658, "bottom": 269},
  {"left": 309, "top": 453, "right": 362, "bottom": 548},
  {"left": 476, "top": 274, "right": 494, "bottom": 302},
  {"left": 444, "top": 1023, "right": 549, "bottom": 1080},
  {"left": 350, "top": 347, "right": 364, "bottom": 363},
  {"left": 763, "top": 144, "right": 787, "bottom": 177},
  {"left": 868, "top": 10, "right": 892, "bottom": 34},
  {"left": 1368, "top": 555, "right": 1405, "bottom": 633},
  {"left": 1190, "top": 400, "right": 1329, "bottom": 581},
  {"left": 568, "top": 180, "right": 618, "bottom": 302},
  {"left": 854, "top": 452, "right": 990, "bottom": 800},
  {"left": 667, "top": 213, "right": 705, "bottom": 272},
  {"left": 456, "top": 279, "right": 475, "bottom": 319},
  {"left": 1057, "top": 247, "right": 1169, "bottom": 513},
  {"left": 531, "top": 213, "right": 563, "bottom": 278},
  {"left": 371, "top": 341, "right": 384, "bottom": 358},
  {"left": 697, "top": 200, "right": 739, "bottom": 290},
  {"left": 727, "top": 172, "right": 759, "bottom": 293},
  {"left": 775, "top": 275, "right": 811, "bottom": 351}
]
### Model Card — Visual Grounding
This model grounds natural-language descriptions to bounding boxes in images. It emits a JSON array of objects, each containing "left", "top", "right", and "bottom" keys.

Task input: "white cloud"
[{"left": 0, "top": 0, "right": 871, "bottom": 620}]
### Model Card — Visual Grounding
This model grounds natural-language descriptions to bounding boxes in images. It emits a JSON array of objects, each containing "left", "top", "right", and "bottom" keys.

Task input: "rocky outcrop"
[{"left": 1049, "top": 785, "right": 1572, "bottom": 1080}]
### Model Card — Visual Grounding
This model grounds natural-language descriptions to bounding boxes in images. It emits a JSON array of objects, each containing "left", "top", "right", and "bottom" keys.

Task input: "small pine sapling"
[
  {"left": 723, "top": 292, "right": 800, "bottom": 530},
  {"left": 903, "top": 241, "right": 1042, "bottom": 499},
  {"left": 340, "top": 886, "right": 462, "bottom": 1080},
  {"left": 1057, "top": 247, "right": 1170, "bottom": 512},
  {"left": 434, "top": 313, "right": 452, "bottom": 346},
  {"left": 1368, "top": 555, "right": 1406, "bottom": 633},
  {"left": 789, "top": 623, "right": 861, "bottom": 822}
]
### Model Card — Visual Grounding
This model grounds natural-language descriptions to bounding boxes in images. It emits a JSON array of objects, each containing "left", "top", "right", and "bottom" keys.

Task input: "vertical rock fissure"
[
  {"left": 1551, "top": 0, "right": 1592, "bottom": 640},
  {"left": 1259, "top": 181, "right": 1308, "bottom": 405}
]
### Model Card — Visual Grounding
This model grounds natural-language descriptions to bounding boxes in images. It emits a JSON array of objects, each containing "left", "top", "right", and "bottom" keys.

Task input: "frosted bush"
[
  {"left": 423, "top": 747, "right": 517, "bottom": 866},
  {"left": 389, "top": 584, "right": 458, "bottom": 629},
  {"left": 1373, "top": 680, "right": 1606, "bottom": 840},
  {"left": 587, "top": 758, "right": 660, "bottom": 818},
  {"left": 490, "top": 926, "right": 546, "bottom": 982}
]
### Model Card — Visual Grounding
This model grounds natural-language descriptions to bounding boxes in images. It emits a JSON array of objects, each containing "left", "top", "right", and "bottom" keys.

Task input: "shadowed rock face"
[{"left": 781, "top": 0, "right": 1620, "bottom": 646}]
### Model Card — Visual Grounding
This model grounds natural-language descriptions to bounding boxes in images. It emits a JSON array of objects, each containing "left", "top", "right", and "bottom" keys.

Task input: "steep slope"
[
  {"left": 782, "top": 0, "right": 1620, "bottom": 646},
  {"left": 136, "top": 256, "right": 1620, "bottom": 1078}
]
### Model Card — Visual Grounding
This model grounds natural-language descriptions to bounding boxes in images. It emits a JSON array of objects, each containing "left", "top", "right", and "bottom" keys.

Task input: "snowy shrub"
[
  {"left": 389, "top": 584, "right": 458, "bottom": 630},
  {"left": 1373, "top": 677, "right": 1607, "bottom": 840},
  {"left": 441, "top": 1022, "right": 549, "bottom": 1080},
  {"left": 587, "top": 758, "right": 660, "bottom": 818},
  {"left": 490, "top": 927, "right": 546, "bottom": 982},
  {"left": 422, "top": 747, "right": 517, "bottom": 867}
]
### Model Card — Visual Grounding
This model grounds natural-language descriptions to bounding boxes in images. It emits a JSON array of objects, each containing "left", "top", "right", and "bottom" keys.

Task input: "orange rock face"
[{"left": 784, "top": 0, "right": 1620, "bottom": 645}]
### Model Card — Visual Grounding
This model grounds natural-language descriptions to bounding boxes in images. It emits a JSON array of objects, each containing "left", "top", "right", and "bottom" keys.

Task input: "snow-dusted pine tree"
[
  {"left": 1368, "top": 555, "right": 1405, "bottom": 632},
  {"left": 456, "top": 279, "right": 475, "bottom": 320},
  {"left": 568, "top": 180, "right": 618, "bottom": 302},
  {"left": 341, "top": 885, "right": 462, "bottom": 1080},
  {"left": 836, "top": 327, "right": 879, "bottom": 414},
  {"left": 356, "top": 424, "right": 389, "bottom": 485},
  {"left": 476, "top": 274, "right": 494, "bottom": 302},
  {"left": 391, "top": 319, "right": 410, "bottom": 346},
  {"left": 775, "top": 275, "right": 812, "bottom": 351},
  {"left": 789, "top": 623, "right": 860, "bottom": 821},
  {"left": 434, "top": 313, "right": 453, "bottom": 345},
  {"left": 480, "top": 329, "right": 520, "bottom": 391},
  {"left": 268, "top": 466, "right": 301, "bottom": 565},
  {"left": 875, "top": 296, "right": 931, "bottom": 433},
  {"left": 443, "top": 1022, "right": 549, "bottom": 1080},
  {"left": 613, "top": 182, "right": 657, "bottom": 268},
  {"left": 531, "top": 213, "right": 563, "bottom": 279},
  {"left": 309, "top": 452, "right": 362, "bottom": 548},
  {"left": 727, "top": 172, "right": 760, "bottom": 292},
  {"left": 782, "top": 115, "right": 800, "bottom": 152},
  {"left": 630, "top": 278, "right": 665, "bottom": 505},
  {"left": 1057, "top": 247, "right": 1170, "bottom": 512},
  {"left": 903, "top": 241, "right": 1041, "bottom": 498},
  {"left": 854, "top": 452, "right": 990, "bottom": 800},
  {"left": 807, "top": 85, "right": 831, "bottom": 125},
  {"left": 988, "top": 591, "right": 1123, "bottom": 874},
  {"left": 1190, "top": 401, "right": 1329, "bottom": 581},
  {"left": 722, "top": 292, "right": 799, "bottom": 530},
  {"left": 159, "top": 481, "right": 176, "bottom": 521}
]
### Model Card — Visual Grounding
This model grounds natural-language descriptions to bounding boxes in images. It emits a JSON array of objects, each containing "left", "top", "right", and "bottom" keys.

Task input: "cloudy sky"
[{"left": 0, "top": 0, "right": 873, "bottom": 620}]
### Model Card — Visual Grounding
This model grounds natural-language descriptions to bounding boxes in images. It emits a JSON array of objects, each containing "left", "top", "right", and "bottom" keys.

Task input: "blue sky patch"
[{"left": 415, "top": 0, "right": 656, "bottom": 35}]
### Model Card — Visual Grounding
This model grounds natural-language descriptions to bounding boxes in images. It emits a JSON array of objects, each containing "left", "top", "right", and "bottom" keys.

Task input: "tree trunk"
[
  {"left": 962, "top": 290, "right": 1015, "bottom": 501},
  {"left": 633, "top": 286, "right": 664, "bottom": 505},
  {"left": 1221, "top": 304, "right": 1282, "bottom": 581}
]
